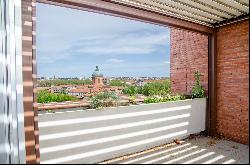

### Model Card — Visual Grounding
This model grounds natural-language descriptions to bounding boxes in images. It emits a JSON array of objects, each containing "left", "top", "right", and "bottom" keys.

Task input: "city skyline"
[
  {"left": 38, "top": 74, "right": 169, "bottom": 80},
  {"left": 37, "top": 3, "right": 170, "bottom": 78}
]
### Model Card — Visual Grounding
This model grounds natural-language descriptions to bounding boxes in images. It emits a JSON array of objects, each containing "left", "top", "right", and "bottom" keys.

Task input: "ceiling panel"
[{"left": 109, "top": 0, "right": 249, "bottom": 27}]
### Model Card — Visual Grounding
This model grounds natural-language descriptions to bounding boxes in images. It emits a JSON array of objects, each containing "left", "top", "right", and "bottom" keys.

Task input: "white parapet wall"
[{"left": 38, "top": 98, "right": 206, "bottom": 164}]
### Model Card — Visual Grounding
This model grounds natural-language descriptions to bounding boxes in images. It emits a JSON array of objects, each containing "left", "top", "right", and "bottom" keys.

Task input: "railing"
[
  {"left": 37, "top": 98, "right": 144, "bottom": 111},
  {"left": 38, "top": 98, "right": 206, "bottom": 164}
]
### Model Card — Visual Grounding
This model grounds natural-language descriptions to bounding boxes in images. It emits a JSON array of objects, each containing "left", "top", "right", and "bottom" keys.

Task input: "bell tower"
[{"left": 92, "top": 66, "right": 104, "bottom": 87}]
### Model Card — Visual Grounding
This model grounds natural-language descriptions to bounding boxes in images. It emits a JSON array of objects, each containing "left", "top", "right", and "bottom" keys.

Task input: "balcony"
[{"left": 0, "top": 0, "right": 249, "bottom": 164}]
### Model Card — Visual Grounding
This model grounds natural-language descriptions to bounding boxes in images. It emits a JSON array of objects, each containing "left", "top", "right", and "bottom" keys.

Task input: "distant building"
[
  {"left": 92, "top": 66, "right": 104, "bottom": 87},
  {"left": 48, "top": 66, "right": 168, "bottom": 99},
  {"left": 39, "top": 76, "right": 49, "bottom": 80},
  {"left": 124, "top": 80, "right": 135, "bottom": 85},
  {"left": 50, "top": 85, "right": 77, "bottom": 93},
  {"left": 65, "top": 66, "right": 124, "bottom": 98},
  {"left": 67, "top": 88, "right": 86, "bottom": 99},
  {"left": 136, "top": 80, "right": 147, "bottom": 86}
]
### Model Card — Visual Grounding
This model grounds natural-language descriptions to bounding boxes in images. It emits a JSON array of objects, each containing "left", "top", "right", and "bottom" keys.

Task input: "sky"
[{"left": 36, "top": 3, "right": 170, "bottom": 78}]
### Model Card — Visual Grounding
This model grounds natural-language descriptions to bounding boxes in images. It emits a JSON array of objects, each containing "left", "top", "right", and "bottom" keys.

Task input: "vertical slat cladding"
[
  {"left": 31, "top": 0, "right": 40, "bottom": 163},
  {"left": 32, "top": 0, "right": 40, "bottom": 163},
  {"left": 0, "top": 0, "right": 26, "bottom": 163},
  {"left": 22, "top": 0, "right": 38, "bottom": 163}
]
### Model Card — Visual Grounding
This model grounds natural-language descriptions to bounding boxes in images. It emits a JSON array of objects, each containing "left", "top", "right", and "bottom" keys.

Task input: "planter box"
[{"left": 38, "top": 98, "right": 206, "bottom": 164}]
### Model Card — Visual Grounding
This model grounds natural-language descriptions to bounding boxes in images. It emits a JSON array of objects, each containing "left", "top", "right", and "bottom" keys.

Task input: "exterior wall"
[
  {"left": 170, "top": 21, "right": 249, "bottom": 144},
  {"left": 93, "top": 76, "right": 104, "bottom": 87},
  {"left": 22, "top": 0, "right": 40, "bottom": 163},
  {"left": 170, "top": 28, "right": 208, "bottom": 95},
  {"left": 38, "top": 99, "right": 206, "bottom": 164},
  {"left": 216, "top": 21, "right": 249, "bottom": 144}
]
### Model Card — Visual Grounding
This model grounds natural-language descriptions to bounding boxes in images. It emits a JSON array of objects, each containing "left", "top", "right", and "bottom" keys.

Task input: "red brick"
[
  {"left": 170, "top": 28, "right": 208, "bottom": 95},
  {"left": 217, "top": 21, "right": 249, "bottom": 144},
  {"left": 170, "top": 21, "right": 249, "bottom": 144}
]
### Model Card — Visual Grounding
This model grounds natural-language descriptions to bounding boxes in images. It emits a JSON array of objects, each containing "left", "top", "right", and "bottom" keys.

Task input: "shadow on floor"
[{"left": 100, "top": 136, "right": 249, "bottom": 164}]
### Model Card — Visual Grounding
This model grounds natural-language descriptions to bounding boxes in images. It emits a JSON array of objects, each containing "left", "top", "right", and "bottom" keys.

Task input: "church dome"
[{"left": 92, "top": 66, "right": 103, "bottom": 77}]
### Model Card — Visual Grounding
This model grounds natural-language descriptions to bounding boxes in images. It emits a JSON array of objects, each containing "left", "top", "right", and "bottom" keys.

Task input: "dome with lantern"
[{"left": 92, "top": 66, "right": 103, "bottom": 77}]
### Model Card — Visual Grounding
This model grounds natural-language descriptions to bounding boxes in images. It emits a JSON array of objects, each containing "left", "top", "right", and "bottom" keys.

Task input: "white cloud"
[
  {"left": 37, "top": 3, "right": 170, "bottom": 63},
  {"left": 36, "top": 3, "right": 170, "bottom": 77},
  {"left": 163, "top": 61, "right": 170, "bottom": 64},
  {"left": 75, "top": 32, "right": 169, "bottom": 56},
  {"left": 107, "top": 58, "right": 124, "bottom": 63},
  {"left": 37, "top": 3, "right": 169, "bottom": 41}
]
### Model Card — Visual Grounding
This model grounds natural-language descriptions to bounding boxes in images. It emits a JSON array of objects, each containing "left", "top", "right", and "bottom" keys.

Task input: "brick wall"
[
  {"left": 217, "top": 21, "right": 249, "bottom": 144},
  {"left": 170, "top": 21, "right": 249, "bottom": 144},
  {"left": 170, "top": 28, "right": 208, "bottom": 95}
]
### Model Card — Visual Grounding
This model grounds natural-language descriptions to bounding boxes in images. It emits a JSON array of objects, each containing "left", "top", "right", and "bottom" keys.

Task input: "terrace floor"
[{"left": 99, "top": 136, "right": 249, "bottom": 164}]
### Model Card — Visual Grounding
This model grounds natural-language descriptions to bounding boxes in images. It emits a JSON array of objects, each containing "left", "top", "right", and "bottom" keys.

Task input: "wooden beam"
[{"left": 36, "top": 0, "right": 214, "bottom": 35}]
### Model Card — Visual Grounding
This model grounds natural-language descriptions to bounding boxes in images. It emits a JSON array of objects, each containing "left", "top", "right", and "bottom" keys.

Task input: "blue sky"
[{"left": 36, "top": 3, "right": 170, "bottom": 78}]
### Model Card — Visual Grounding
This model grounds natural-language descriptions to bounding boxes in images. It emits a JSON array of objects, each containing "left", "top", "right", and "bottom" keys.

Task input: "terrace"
[{"left": 0, "top": 0, "right": 249, "bottom": 164}]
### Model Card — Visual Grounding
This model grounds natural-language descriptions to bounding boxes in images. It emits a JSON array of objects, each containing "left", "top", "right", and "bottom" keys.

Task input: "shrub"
[
  {"left": 37, "top": 90, "right": 77, "bottom": 103},
  {"left": 143, "top": 96, "right": 160, "bottom": 104},
  {"left": 90, "top": 92, "right": 119, "bottom": 109},
  {"left": 161, "top": 94, "right": 186, "bottom": 102},
  {"left": 191, "top": 71, "right": 205, "bottom": 98},
  {"left": 144, "top": 94, "right": 186, "bottom": 104},
  {"left": 122, "top": 80, "right": 171, "bottom": 96},
  {"left": 141, "top": 80, "right": 170, "bottom": 96},
  {"left": 129, "top": 95, "right": 137, "bottom": 104},
  {"left": 122, "top": 86, "right": 140, "bottom": 96}
]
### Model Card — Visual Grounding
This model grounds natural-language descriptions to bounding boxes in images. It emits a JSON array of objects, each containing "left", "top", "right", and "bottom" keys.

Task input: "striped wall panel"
[{"left": 0, "top": 0, "right": 26, "bottom": 164}]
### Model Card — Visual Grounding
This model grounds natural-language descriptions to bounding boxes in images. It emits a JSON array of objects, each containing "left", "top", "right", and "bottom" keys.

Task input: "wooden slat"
[
  {"left": 110, "top": 0, "right": 212, "bottom": 26},
  {"left": 154, "top": 0, "right": 223, "bottom": 22},
  {"left": 217, "top": 0, "right": 249, "bottom": 13},
  {"left": 197, "top": 0, "right": 242, "bottom": 16},
  {"left": 136, "top": 0, "right": 216, "bottom": 23},
  {"left": 177, "top": 0, "right": 233, "bottom": 19},
  {"left": 238, "top": 0, "right": 249, "bottom": 6}
]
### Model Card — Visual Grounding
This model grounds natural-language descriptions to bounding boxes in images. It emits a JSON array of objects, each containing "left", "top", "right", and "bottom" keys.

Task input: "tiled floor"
[{"left": 100, "top": 136, "right": 249, "bottom": 164}]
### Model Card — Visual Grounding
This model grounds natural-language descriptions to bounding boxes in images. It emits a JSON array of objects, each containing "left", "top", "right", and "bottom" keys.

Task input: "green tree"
[
  {"left": 37, "top": 79, "right": 92, "bottom": 87},
  {"left": 141, "top": 80, "right": 171, "bottom": 96},
  {"left": 109, "top": 80, "right": 125, "bottom": 86},
  {"left": 122, "top": 86, "right": 140, "bottom": 96}
]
